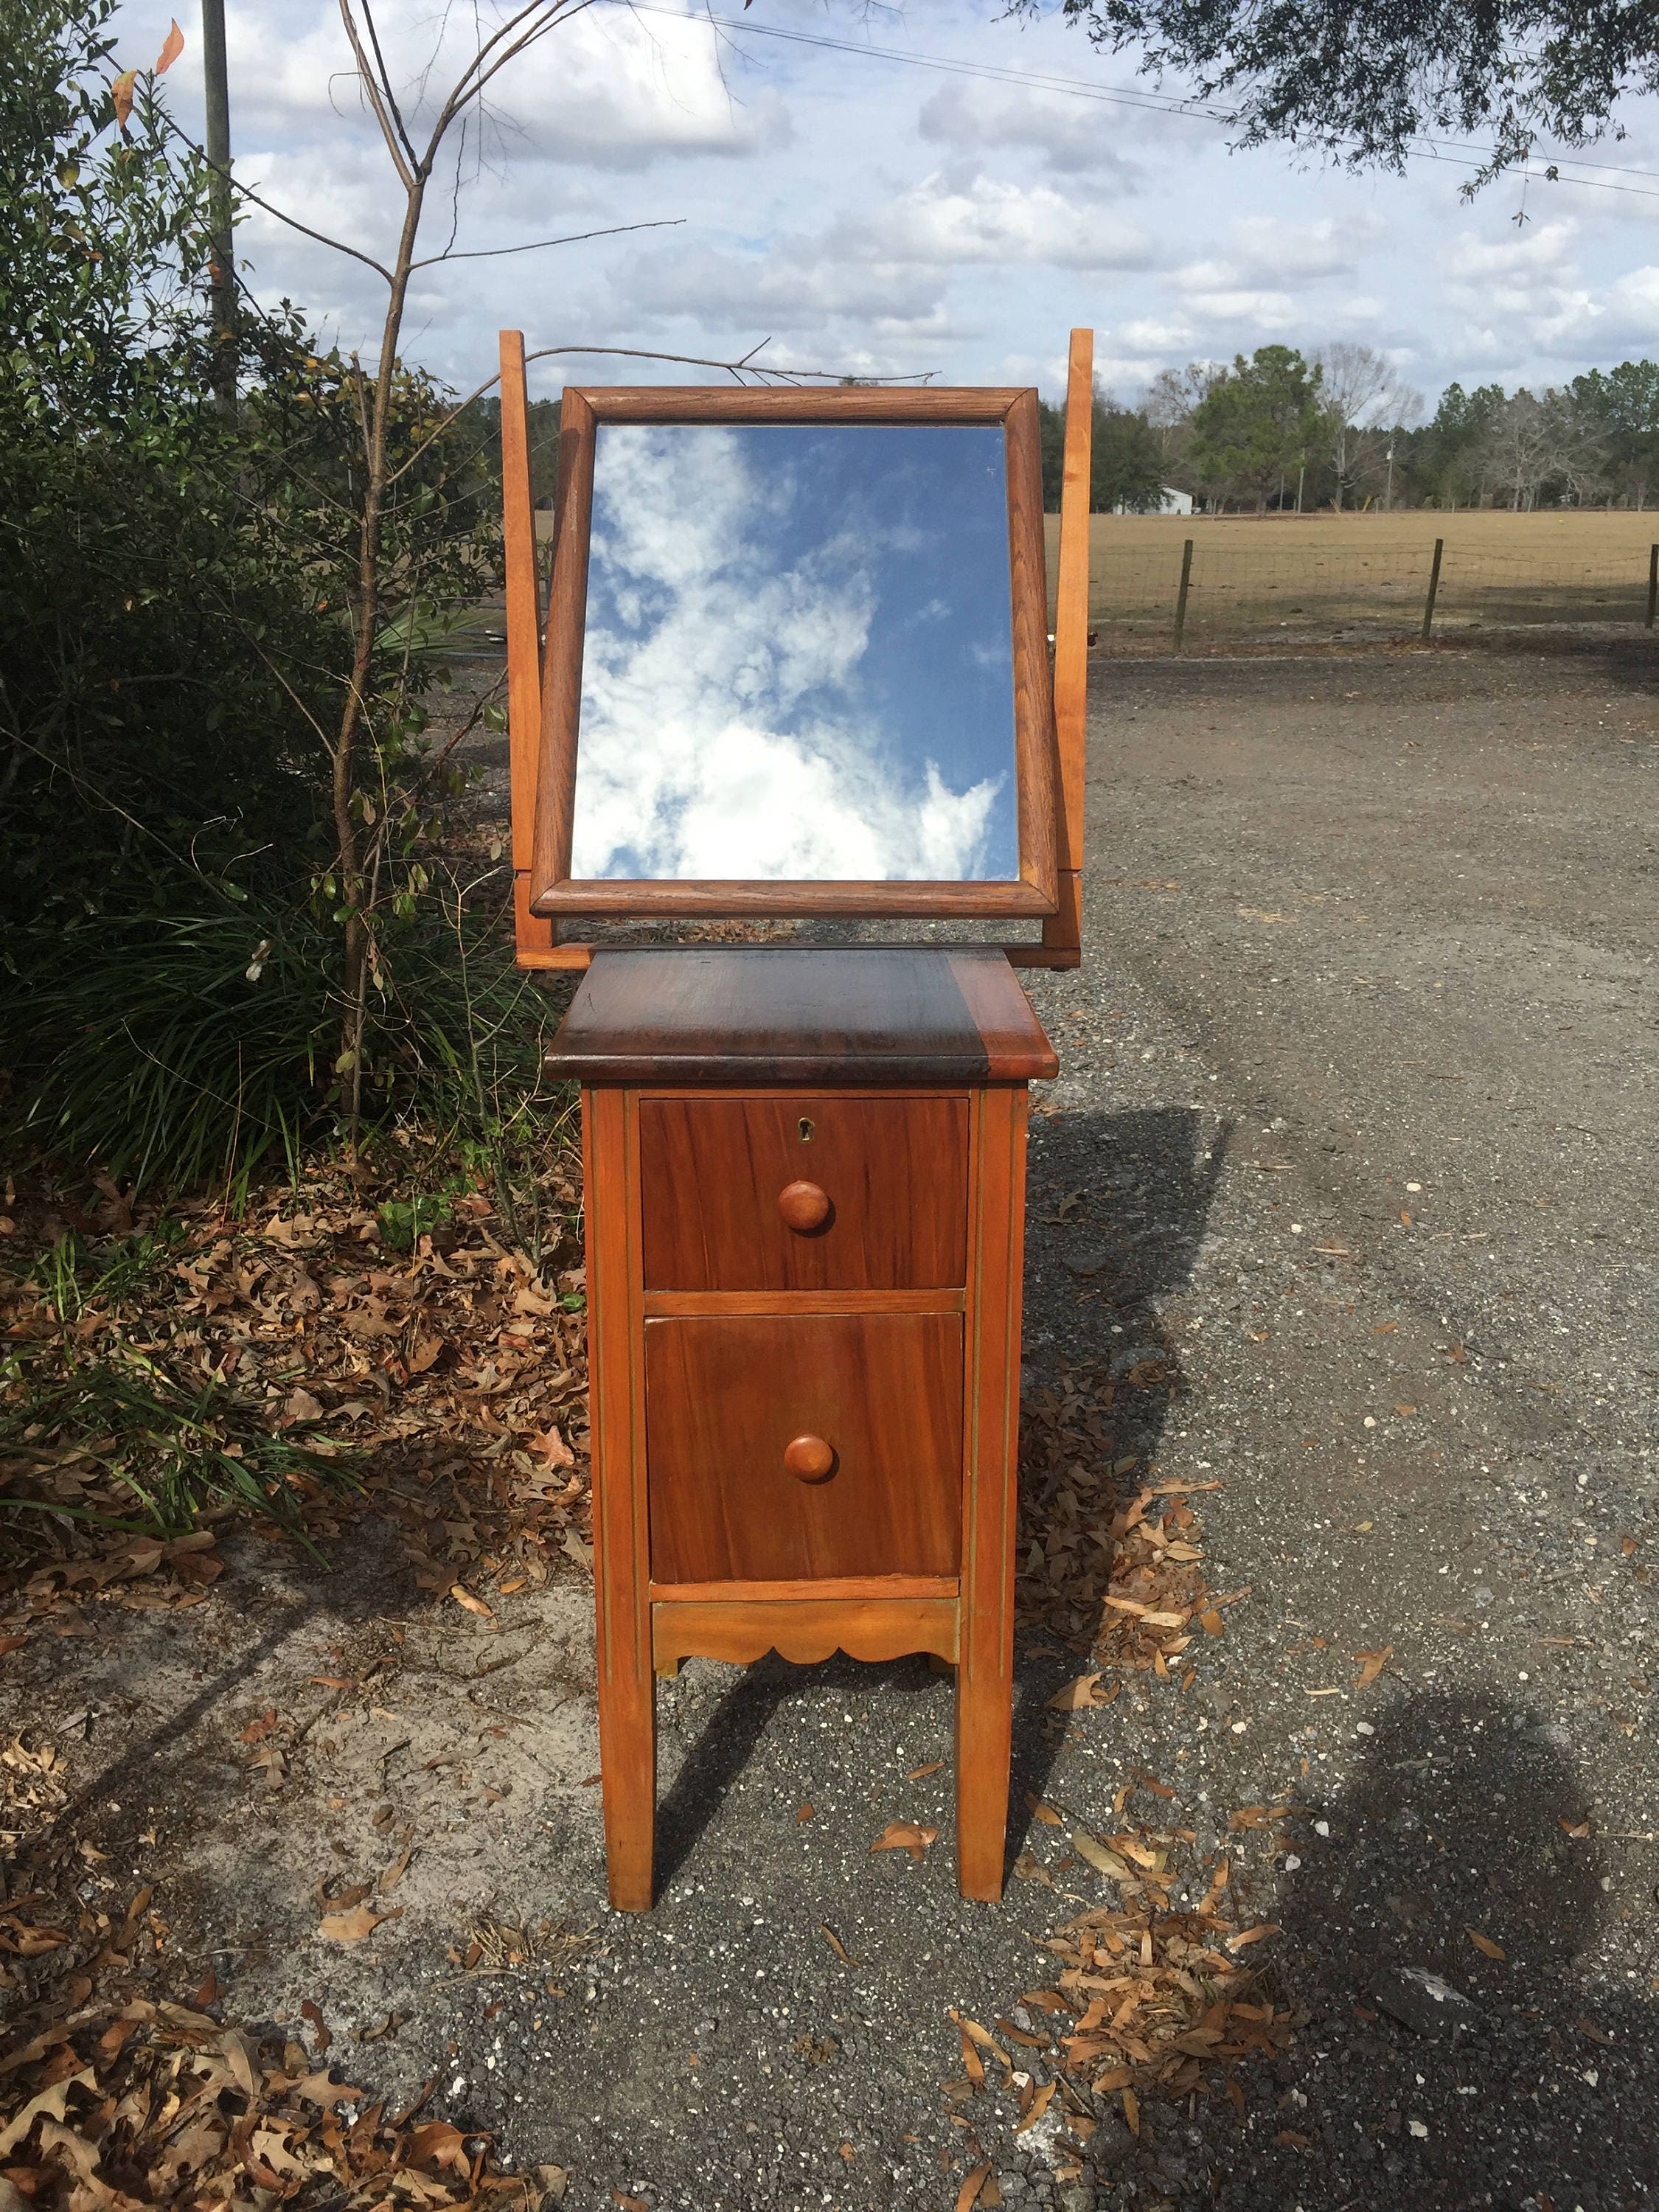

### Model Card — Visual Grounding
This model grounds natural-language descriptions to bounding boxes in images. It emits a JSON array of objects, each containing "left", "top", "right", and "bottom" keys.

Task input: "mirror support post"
[
  {"left": 1012, "top": 327, "right": 1093, "bottom": 970},
  {"left": 501, "top": 330, "right": 589, "bottom": 970}
]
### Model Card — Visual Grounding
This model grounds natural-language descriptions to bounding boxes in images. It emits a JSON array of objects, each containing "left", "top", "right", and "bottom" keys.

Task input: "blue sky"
[
  {"left": 570, "top": 422, "right": 1018, "bottom": 881},
  {"left": 111, "top": 1, "right": 1659, "bottom": 411}
]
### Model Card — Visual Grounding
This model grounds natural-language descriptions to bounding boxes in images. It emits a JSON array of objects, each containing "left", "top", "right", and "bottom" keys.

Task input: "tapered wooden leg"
[
  {"left": 957, "top": 1085, "right": 1027, "bottom": 1900},
  {"left": 585, "top": 1085, "right": 655, "bottom": 1910},
  {"left": 597, "top": 1621, "right": 655, "bottom": 1911}
]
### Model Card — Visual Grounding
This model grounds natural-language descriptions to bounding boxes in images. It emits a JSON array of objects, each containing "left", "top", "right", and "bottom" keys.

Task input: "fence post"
[
  {"left": 1422, "top": 536, "right": 1444, "bottom": 641},
  {"left": 1647, "top": 543, "right": 1658, "bottom": 629},
  {"left": 1172, "top": 537, "right": 1194, "bottom": 651}
]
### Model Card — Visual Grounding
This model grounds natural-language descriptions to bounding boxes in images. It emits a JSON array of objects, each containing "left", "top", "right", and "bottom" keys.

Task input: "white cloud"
[
  {"left": 841, "top": 171, "right": 1155, "bottom": 271},
  {"left": 917, "top": 80, "right": 1150, "bottom": 178},
  {"left": 1607, "top": 266, "right": 1659, "bottom": 332},
  {"left": 1439, "top": 220, "right": 1600, "bottom": 349},
  {"left": 103, "top": 0, "right": 1659, "bottom": 405},
  {"left": 224, "top": 1, "right": 788, "bottom": 170},
  {"left": 571, "top": 427, "right": 1006, "bottom": 882}
]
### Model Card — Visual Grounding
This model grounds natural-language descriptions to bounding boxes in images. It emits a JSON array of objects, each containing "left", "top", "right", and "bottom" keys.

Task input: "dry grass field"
[{"left": 1044, "top": 507, "right": 1659, "bottom": 648}]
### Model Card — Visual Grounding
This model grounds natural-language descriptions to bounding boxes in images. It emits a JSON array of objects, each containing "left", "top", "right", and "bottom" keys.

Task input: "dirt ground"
[{"left": 5, "top": 639, "right": 1658, "bottom": 2211}]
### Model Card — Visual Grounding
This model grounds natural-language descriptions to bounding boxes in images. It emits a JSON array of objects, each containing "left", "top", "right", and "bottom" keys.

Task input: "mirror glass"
[{"left": 569, "top": 422, "right": 1018, "bottom": 881}]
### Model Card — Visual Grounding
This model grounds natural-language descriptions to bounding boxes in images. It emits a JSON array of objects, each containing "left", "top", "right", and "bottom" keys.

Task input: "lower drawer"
[{"left": 644, "top": 1314, "right": 963, "bottom": 1584}]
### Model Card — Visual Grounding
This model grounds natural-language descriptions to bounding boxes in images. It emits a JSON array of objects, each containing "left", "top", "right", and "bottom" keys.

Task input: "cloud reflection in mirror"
[{"left": 569, "top": 422, "right": 1018, "bottom": 881}]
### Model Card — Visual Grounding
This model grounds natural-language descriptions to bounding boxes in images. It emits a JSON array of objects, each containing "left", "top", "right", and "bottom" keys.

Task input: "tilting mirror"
[{"left": 530, "top": 390, "right": 1058, "bottom": 919}]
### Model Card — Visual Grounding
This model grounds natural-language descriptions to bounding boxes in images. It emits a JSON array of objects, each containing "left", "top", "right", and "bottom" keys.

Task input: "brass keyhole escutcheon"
[{"left": 798, "top": 1116, "right": 814, "bottom": 1142}]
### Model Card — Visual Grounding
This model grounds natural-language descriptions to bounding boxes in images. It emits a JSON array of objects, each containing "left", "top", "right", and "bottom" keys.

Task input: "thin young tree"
[{"left": 178, "top": 1, "right": 922, "bottom": 1134}]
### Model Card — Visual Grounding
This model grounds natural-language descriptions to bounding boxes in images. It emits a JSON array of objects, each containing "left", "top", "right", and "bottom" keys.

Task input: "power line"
[{"left": 605, "top": 0, "right": 1659, "bottom": 201}]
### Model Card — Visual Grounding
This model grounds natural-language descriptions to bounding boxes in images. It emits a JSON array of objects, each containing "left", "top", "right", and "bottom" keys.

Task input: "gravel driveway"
[{"left": 8, "top": 639, "right": 1655, "bottom": 2212}]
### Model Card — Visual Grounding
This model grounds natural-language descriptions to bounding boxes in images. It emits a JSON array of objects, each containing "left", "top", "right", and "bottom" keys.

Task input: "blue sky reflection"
[{"left": 571, "top": 422, "right": 1018, "bottom": 881}]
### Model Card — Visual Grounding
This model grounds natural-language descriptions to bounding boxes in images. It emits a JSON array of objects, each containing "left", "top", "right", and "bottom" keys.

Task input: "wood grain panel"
[
  {"left": 644, "top": 1314, "right": 963, "bottom": 1583},
  {"left": 956, "top": 1085, "right": 1028, "bottom": 1901},
  {"left": 644, "top": 1288, "right": 965, "bottom": 1318},
  {"left": 583, "top": 1085, "right": 655, "bottom": 1910},
  {"left": 1039, "top": 327, "right": 1093, "bottom": 969},
  {"left": 639, "top": 1095, "right": 967, "bottom": 1290},
  {"left": 499, "top": 333, "right": 556, "bottom": 969},
  {"left": 529, "top": 386, "right": 595, "bottom": 914},
  {"left": 649, "top": 1576, "right": 957, "bottom": 1603},
  {"left": 1004, "top": 387, "right": 1059, "bottom": 910},
  {"left": 544, "top": 946, "right": 1056, "bottom": 1085},
  {"left": 653, "top": 1596, "right": 959, "bottom": 1668},
  {"left": 582, "top": 387, "right": 1018, "bottom": 424}
]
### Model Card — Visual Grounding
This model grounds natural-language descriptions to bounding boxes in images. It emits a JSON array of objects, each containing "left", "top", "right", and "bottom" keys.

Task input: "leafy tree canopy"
[
  {"left": 1189, "top": 345, "right": 1324, "bottom": 507},
  {"left": 1040, "top": 383, "right": 1170, "bottom": 510},
  {"left": 1018, "top": 1, "right": 1658, "bottom": 181}
]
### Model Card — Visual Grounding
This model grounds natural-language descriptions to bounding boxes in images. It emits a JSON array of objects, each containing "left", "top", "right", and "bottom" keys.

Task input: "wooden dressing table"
[
  {"left": 495, "top": 330, "right": 1096, "bottom": 1907},
  {"left": 544, "top": 946, "right": 1055, "bottom": 1908}
]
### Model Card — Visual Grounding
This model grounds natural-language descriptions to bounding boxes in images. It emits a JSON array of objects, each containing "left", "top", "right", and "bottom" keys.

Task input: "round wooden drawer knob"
[
  {"left": 783, "top": 1434, "right": 835, "bottom": 1483},
  {"left": 776, "top": 1180, "right": 831, "bottom": 1232}
]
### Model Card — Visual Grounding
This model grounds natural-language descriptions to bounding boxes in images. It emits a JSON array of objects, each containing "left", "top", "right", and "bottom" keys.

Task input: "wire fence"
[{"left": 1076, "top": 526, "right": 1659, "bottom": 654}]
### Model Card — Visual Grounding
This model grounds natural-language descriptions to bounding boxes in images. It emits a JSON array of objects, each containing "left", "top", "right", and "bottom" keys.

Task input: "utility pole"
[
  {"left": 1384, "top": 433, "right": 1397, "bottom": 512},
  {"left": 202, "top": 0, "right": 235, "bottom": 412}
]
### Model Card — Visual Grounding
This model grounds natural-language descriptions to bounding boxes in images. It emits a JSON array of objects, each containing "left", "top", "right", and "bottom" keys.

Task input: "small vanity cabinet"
[{"left": 545, "top": 944, "right": 1057, "bottom": 1908}]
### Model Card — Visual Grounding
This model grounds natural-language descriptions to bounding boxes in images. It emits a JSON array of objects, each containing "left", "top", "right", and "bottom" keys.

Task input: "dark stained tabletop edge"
[{"left": 543, "top": 945, "right": 1058, "bottom": 1085}]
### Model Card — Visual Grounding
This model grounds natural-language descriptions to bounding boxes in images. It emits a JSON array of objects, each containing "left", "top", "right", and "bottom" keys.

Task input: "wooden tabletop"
[{"left": 543, "top": 947, "right": 1058, "bottom": 1085}]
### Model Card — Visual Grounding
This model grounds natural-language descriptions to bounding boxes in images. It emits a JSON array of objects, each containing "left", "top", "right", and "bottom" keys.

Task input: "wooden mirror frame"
[{"left": 525, "top": 386, "right": 1060, "bottom": 922}]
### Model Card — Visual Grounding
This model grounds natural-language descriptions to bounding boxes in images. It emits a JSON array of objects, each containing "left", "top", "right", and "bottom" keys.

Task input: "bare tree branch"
[
  {"left": 411, "top": 215, "right": 684, "bottom": 268},
  {"left": 336, "top": 0, "right": 417, "bottom": 189},
  {"left": 524, "top": 342, "right": 937, "bottom": 385}
]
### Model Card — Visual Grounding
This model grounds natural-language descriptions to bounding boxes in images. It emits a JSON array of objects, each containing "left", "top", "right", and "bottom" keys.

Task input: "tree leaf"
[
  {"left": 870, "top": 1821, "right": 937, "bottom": 1863},
  {"left": 111, "top": 69, "right": 138, "bottom": 129},
  {"left": 155, "top": 19, "right": 184, "bottom": 72},
  {"left": 1046, "top": 1671, "right": 1102, "bottom": 1710},
  {"left": 1354, "top": 1643, "right": 1394, "bottom": 1688},
  {"left": 319, "top": 1901, "right": 400, "bottom": 1944}
]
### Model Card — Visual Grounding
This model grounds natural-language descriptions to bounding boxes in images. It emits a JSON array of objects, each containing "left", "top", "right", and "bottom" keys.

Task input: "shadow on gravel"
[
  {"left": 654, "top": 1651, "right": 942, "bottom": 1892},
  {"left": 1262, "top": 1688, "right": 1659, "bottom": 2209},
  {"left": 1009, "top": 1105, "right": 1230, "bottom": 1866}
]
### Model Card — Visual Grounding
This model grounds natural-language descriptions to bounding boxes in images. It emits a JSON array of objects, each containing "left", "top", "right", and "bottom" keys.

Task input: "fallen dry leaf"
[
  {"left": 1015, "top": 2079, "right": 1057, "bottom": 2132},
  {"left": 319, "top": 1902, "right": 401, "bottom": 1944},
  {"left": 908, "top": 1759, "right": 946, "bottom": 1780},
  {"left": 1353, "top": 1644, "right": 1394, "bottom": 1689},
  {"left": 1467, "top": 1927, "right": 1506, "bottom": 1961},
  {"left": 449, "top": 1582, "right": 494, "bottom": 1619},
  {"left": 377, "top": 1843, "right": 415, "bottom": 1891},
  {"left": 1071, "top": 1829, "right": 1135, "bottom": 1882},
  {"left": 870, "top": 1822, "right": 938, "bottom": 1864},
  {"left": 956, "top": 2166, "right": 992, "bottom": 2212},
  {"left": 1047, "top": 1672, "right": 1103, "bottom": 1711},
  {"left": 818, "top": 1922, "right": 856, "bottom": 1966}
]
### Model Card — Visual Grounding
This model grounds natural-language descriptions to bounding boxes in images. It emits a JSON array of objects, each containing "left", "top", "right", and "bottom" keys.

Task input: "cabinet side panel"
[
  {"left": 586, "top": 1085, "right": 655, "bottom": 1910},
  {"left": 956, "top": 1085, "right": 1026, "bottom": 1899}
]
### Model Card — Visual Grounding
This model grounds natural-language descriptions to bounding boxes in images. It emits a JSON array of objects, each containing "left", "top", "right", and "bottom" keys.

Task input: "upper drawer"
[{"left": 639, "top": 1094, "right": 967, "bottom": 1290}]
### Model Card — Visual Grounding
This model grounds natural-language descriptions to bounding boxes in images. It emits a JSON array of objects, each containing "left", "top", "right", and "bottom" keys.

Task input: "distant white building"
[{"left": 1113, "top": 486, "right": 1193, "bottom": 516}]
